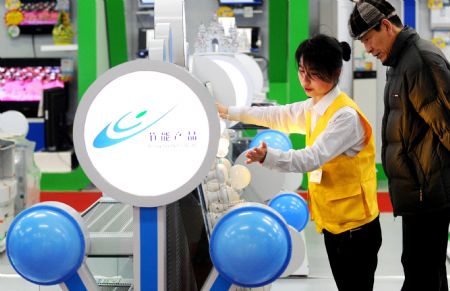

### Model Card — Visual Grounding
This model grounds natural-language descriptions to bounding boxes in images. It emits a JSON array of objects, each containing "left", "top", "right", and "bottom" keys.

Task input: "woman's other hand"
[{"left": 245, "top": 141, "right": 268, "bottom": 164}]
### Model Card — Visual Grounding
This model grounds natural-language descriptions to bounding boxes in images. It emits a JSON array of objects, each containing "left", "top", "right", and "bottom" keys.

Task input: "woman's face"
[{"left": 298, "top": 58, "right": 335, "bottom": 99}]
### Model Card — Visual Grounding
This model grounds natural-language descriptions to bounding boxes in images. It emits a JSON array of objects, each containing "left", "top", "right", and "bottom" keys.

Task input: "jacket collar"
[
  {"left": 383, "top": 26, "right": 420, "bottom": 67},
  {"left": 310, "top": 85, "right": 341, "bottom": 117}
]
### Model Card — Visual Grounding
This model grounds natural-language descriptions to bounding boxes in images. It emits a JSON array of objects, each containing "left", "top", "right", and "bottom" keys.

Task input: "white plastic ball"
[{"left": 229, "top": 164, "right": 251, "bottom": 190}]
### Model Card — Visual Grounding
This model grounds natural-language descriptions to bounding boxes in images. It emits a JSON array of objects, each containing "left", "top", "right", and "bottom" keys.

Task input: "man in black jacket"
[{"left": 349, "top": 0, "right": 450, "bottom": 290}]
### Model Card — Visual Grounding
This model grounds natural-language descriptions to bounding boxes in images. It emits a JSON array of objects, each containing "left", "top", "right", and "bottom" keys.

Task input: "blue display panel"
[
  {"left": 219, "top": 0, "right": 263, "bottom": 5},
  {"left": 138, "top": 0, "right": 155, "bottom": 7},
  {"left": 27, "top": 119, "right": 45, "bottom": 151}
]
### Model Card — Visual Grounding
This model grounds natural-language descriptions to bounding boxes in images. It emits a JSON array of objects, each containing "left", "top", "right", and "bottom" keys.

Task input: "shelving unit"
[{"left": 40, "top": 44, "right": 78, "bottom": 52}]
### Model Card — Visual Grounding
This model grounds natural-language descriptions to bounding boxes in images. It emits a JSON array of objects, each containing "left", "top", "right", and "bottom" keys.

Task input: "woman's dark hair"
[{"left": 295, "top": 34, "right": 351, "bottom": 84}]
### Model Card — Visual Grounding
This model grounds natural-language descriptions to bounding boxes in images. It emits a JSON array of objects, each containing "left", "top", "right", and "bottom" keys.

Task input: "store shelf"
[{"left": 40, "top": 44, "right": 78, "bottom": 52}]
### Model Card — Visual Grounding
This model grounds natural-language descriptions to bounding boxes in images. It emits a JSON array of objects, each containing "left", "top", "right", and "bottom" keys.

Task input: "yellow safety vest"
[{"left": 306, "top": 92, "right": 379, "bottom": 234}]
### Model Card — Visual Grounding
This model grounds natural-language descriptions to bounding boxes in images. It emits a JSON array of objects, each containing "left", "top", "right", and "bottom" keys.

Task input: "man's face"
[{"left": 360, "top": 21, "right": 393, "bottom": 63}]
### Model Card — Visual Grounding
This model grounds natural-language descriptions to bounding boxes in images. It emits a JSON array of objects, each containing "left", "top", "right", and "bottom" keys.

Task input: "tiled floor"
[{"left": 272, "top": 213, "right": 450, "bottom": 291}]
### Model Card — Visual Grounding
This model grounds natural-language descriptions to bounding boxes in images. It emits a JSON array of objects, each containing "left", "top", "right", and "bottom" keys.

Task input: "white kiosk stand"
[
  {"left": 73, "top": 60, "right": 220, "bottom": 291},
  {"left": 73, "top": 0, "right": 221, "bottom": 289}
]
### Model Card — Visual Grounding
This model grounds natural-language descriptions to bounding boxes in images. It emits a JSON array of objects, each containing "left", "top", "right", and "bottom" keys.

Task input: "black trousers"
[
  {"left": 323, "top": 216, "right": 382, "bottom": 291},
  {"left": 401, "top": 209, "right": 450, "bottom": 291}
]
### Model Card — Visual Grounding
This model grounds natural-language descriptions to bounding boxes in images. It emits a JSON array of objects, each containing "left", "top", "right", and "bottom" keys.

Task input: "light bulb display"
[
  {"left": 217, "top": 137, "right": 230, "bottom": 158},
  {"left": 218, "top": 157, "right": 231, "bottom": 173},
  {"left": 230, "top": 164, "right": 251, "bottom": 190}
]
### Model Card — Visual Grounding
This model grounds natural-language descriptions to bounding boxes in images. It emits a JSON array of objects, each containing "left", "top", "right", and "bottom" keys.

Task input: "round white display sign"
[{"left": 74, "top": 60, "right": 220, "bottom": 207}]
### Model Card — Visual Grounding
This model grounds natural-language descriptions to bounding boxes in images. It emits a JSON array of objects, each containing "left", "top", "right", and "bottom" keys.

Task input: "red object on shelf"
[
  {"left": 376, "top": 192, "right": 393, "bottom": 213},
  {"left": 40, "top": 191, "right": 102, "bottom": 213},
  {"left": 39, "top": 190, "right": 394, "bottom": 214}
]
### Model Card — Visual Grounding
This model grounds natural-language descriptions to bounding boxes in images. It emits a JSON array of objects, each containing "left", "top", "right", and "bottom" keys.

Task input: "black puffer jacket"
[{"left": 382, "top": 27, "right": 450, "bottom": 216}]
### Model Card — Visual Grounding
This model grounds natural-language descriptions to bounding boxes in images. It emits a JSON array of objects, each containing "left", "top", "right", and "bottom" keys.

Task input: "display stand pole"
[
  {"left": 133, "top": 206, "right": 167, "bottom": 291},
  {"left": 201, "top": 268, "right": 233, "bottom": 291},
  {"left": 61, "top": 263, "right": 99, "bottom": 291}
]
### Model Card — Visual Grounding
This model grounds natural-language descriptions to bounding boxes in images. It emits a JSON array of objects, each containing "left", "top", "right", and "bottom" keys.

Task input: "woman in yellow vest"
[{"left": 217, "top": 34, "right": 381, "bottom": 291}]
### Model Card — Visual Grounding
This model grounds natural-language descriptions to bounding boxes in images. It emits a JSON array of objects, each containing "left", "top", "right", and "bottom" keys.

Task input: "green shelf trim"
[
  {"left": 41, "top": 1, "right": 98, "bottom": 191},
  {"left": 267, "top": 82, "right": 288, "bottom": 102},
  {"left": 288, "top": 0, "right": 309, "bottom": 189},
  {"left": 376, "top": 163, "right": 387, "bottom": 181},
  {"left": 41, "top": 167, "right": 91, "bottom": 191},
  {"left": 242, "top": 129, "right": 257, "bottom": 138},
  {"left": 287, "top": 0, "right": 308, "bottom": 105},
  {"left": 105, "top": 0, "right": 128, "bottom": 67},
  {"left": 77, "top": 1, "right": 98, "bottom": 101},
  {"left": 268, "top": 0, "right": 288, "bottom": 84},
  {"left": 268, "top": 1, "right": 309, "bottom": 189}
]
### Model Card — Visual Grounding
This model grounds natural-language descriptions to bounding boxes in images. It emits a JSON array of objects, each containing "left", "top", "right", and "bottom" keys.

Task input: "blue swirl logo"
[{"left": 93, "top": 106, "right": 176, "bottom": 148}]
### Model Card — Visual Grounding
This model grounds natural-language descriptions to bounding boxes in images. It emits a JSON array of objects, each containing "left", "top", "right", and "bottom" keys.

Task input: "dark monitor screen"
[
  {"left": 138, "top": 0, "right": 155, "bottom": 8},
  {"left": 0, "top": 58, "right": 64, "bottom": 117}
]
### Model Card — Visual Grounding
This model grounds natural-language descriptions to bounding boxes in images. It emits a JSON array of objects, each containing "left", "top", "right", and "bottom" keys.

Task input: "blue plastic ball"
[
  {"left": 209, "top": 205, "right": 291, "bottom": 287},
  {"left": 6, "top": 205, "right": 85, "bottom": 285},
  {"left": 249, "top": 130, "right": 292, "bottom": 152},
  {"left": 269, "top": 193, "right": 309, "bottom": 232}
]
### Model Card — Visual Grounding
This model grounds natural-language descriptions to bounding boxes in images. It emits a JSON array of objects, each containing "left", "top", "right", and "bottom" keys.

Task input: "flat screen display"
[
  {"left": 4, "top": 0, "right": 71, "bottom": 34},
  {"left": 0, "top": 58, "right": 64, "bottom": 117},
  {"left": 19, "top": 0, "right": 59, "bottom": 25},
  {"left": 0, "top": 66, "right": 64, "bottom": 102}
]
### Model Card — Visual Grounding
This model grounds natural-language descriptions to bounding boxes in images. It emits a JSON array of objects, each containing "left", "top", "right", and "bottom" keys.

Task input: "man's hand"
[{"left": 245, "top": 141, "right": 268, "bottom": 164}]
